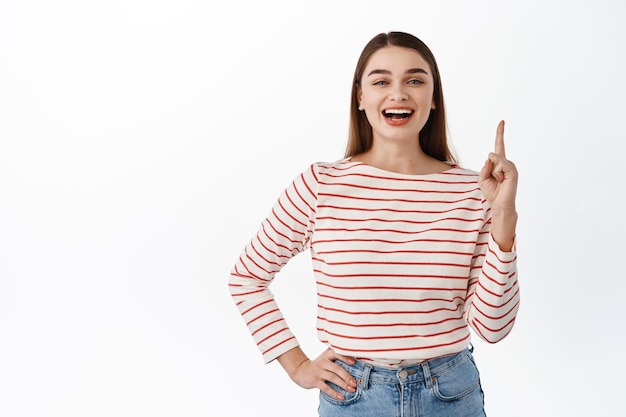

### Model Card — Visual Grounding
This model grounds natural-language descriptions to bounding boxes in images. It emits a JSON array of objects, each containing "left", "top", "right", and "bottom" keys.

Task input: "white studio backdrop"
[{"left": 0, "top": 0, "right": 624, "bottom": 416}]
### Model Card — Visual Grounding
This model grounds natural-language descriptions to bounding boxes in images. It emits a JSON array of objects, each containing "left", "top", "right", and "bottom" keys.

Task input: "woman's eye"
[
  {"left": 373, "top": 80, "right": 388, "bottom": 86},
  {"left": 408, "top": 79, "right": 424, "bottom": 85}
]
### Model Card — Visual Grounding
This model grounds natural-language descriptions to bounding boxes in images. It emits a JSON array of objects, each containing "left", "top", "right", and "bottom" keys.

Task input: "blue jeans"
[{"left": 318, "top": 348, "right": 486, "bottom": 417}]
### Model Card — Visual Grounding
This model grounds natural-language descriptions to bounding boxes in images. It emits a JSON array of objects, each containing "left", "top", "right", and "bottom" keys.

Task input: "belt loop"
[
  {"left": 359, "top": 364, "right": 372, "bottom": 391},
  {"left": 468, "top": 343, "right": 474, "bottom": 353},
  {"left": 421, "top": 361, "right": 433, "bottom": 389}
]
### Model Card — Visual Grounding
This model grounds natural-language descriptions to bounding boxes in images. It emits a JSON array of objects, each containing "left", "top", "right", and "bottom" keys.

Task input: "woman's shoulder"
[
  {"left": 442, "top": 163, "right": 480, "bottom": 177},
  {"left": 312, "top": 157, "right": 356, "bottom": 173},
  {"left": 287, "top": 158, "right": 356, "bottom": 186}
]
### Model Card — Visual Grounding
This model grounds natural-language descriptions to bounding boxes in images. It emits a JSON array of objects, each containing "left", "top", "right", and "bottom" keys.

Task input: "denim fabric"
[{"left": 318, "top": 348, "right": 486, "bottom": 417}]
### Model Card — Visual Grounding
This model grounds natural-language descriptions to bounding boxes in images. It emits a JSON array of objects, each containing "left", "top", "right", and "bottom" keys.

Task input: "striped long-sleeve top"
[{"left": 229, "top": 159, "right": 520, "bottom": 364}]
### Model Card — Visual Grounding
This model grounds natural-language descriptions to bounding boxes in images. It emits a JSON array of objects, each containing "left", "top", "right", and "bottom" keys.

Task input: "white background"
[{"left": 1, "top": 0, "right": 624, "bottom": 416}]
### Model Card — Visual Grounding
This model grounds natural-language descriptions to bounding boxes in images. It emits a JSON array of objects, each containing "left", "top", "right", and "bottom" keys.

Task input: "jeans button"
[{"left": 399, "top": 370, "right": 408, "bottom": 379}]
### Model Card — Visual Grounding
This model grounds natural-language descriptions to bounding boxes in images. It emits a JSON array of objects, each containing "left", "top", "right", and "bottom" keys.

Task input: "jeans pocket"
[
  {"left": 432, "top": 354, "right": 481, "bottom": 402},
  {"left": 319, "top": 380, "right": 362, "bottom": 406}
]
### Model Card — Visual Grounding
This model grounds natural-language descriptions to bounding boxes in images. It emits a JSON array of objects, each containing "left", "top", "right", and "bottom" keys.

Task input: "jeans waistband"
[{"left": 337, "top": 347, "right": 473, "bottom": 389}]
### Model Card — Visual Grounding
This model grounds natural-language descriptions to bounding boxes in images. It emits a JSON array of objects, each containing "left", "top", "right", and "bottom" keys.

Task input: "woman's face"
[{"left": 358, "top": 46, "right": 435, "bottom": 145}]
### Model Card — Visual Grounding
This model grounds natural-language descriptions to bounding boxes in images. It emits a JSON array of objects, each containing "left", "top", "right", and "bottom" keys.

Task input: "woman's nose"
[{"left": 389, "top": 84, "right": 408, "bottom": 101}]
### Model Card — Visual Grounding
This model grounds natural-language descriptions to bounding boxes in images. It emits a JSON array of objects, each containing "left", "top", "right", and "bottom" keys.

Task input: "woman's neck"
[{"left": 351, "top": 140, "right": 450, "bottom": 175}]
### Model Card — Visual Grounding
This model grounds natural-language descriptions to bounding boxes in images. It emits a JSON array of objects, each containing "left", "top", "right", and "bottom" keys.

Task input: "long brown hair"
[{"left": 345, "top": 32, "right": 456, "bottom": 163}]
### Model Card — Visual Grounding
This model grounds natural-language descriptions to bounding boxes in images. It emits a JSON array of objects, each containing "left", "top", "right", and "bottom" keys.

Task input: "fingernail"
[
  {"left": 349, "top": 379, "right": 357, "bottom": 387},
  {"left": 336, "top": 393, "right": 344, "bottom": 400}
]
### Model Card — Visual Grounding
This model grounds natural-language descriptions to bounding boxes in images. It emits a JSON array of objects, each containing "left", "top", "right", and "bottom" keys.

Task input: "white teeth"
[{"left": 384, "top": 109, "right": 413, "bottom": 115}]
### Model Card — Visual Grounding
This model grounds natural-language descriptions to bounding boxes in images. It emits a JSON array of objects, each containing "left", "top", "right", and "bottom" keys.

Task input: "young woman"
[{"left": 229, "top": 31, "right": 520, "bottom": 417}]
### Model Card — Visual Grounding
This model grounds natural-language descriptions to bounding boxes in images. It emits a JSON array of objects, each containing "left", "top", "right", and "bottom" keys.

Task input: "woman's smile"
[{"left": 382, "top": 107, "right": 415, "bottom": 126}]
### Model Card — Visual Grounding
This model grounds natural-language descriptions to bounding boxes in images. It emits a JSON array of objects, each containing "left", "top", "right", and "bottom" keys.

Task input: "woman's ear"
[{"left": 358, "top": 90, "right": 364, "bottom": 111}]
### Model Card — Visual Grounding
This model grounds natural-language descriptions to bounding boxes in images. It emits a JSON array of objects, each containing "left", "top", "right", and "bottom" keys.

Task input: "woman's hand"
[
  {"left": 478, "top": 120, "right": 518, "bottom": 251},
  {"left": 277, "top": 346, "right": 357, "bottom": 400}
]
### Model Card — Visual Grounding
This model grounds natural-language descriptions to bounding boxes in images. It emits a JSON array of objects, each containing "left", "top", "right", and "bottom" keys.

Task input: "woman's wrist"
[
  {"left": 277, "top": 346, "right": 309, "bottom": 379},
  {"left": 489, "top": 209, "right": 518, "bottom": 252}
]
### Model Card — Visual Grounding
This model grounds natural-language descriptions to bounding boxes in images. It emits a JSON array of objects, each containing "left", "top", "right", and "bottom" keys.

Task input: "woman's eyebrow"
[
  {"left": 367, "top": 69, "right": 390, "bottom": 77},
  {"left": 367, "top": 68, "right": 429, "bottom": 77},
  {"left": 407, "top": 68, "right": 429, "bottom": 75}
]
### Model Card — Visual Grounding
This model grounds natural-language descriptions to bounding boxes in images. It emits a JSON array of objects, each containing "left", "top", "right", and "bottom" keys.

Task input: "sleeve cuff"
[
  {"left": 488, "top": 232, "right": 517, "bottom": 260},
  {"left": 262, "top": 338, "right": 301, "bottom": 364}
]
